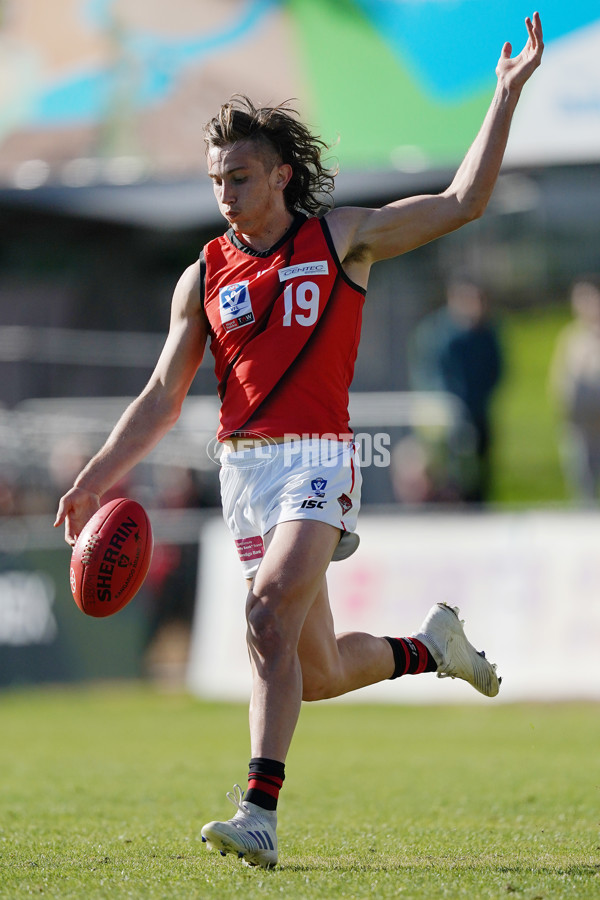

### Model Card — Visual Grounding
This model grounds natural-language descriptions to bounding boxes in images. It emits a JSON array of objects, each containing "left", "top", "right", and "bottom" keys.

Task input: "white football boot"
[
  {"left": 201, "top": 784, "right": 278, "bottom": 868},
  {"left": 413, "top": 603, "right": 501, "bottom": 697}
]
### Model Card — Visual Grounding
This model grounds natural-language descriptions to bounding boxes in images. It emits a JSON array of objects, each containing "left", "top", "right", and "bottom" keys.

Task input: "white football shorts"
[{"left": 219, "top": 438, "right": 362, "bottom": 578}]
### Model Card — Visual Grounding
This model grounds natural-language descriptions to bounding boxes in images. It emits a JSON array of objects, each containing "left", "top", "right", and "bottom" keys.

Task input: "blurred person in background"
[
  {"left": 55, "top": 13, "right": 542, "bottom": 869},
  {"left": 550, "top": 275, "right": 600, "bottom": 503},
  {"left": 409, "top": 278, "right": 504, "bottom": 503}
]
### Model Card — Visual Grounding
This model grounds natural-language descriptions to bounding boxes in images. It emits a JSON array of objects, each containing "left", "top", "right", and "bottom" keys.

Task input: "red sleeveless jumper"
[{"left": 202, "top": 215, "right": 366, "bottom": 441}]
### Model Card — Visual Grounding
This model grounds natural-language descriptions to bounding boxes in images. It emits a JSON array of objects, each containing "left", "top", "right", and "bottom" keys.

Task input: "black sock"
[
  {"left": 245, "top": 757, "right": 285, "bottom": 811},
  {"left": 384, "top": 636, "right": 437, "bottom": 678}
]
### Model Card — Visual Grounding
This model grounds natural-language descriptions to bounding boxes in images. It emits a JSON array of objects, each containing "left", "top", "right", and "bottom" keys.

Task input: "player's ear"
[{"left": 273, "top": 163, "right": 292, "bottom": 193}]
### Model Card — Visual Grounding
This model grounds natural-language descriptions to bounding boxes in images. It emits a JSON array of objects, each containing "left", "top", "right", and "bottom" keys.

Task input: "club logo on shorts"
[
  {"left": 337, "top": 493, "right": 352, "bottom": 515},
  {"left": 219, "top": 281, "right": 255, "bottom": 331},
  {"left": 311, "top": 477, "right": 327, "bottom": 497}
]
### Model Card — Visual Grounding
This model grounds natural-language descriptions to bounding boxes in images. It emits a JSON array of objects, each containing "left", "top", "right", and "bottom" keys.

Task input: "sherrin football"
[{"left": 69, "top": 498, "right": 153, "bottom": 617}]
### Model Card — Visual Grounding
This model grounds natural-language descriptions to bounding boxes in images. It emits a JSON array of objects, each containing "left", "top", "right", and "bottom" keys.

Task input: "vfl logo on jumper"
[
  {"left": 311, "top": 477, "right": 327, "bottom": 498},
  {"left": 337, "top": 493, "right": 352, "bottom": 515},
  {"left": 219, "top": 281, "right": 255, "bottom": 331},
  {"left": 278, "top": 261, "right": 329, "bottom": 281}
]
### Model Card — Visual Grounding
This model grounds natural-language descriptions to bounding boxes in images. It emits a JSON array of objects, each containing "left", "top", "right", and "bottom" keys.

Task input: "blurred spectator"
[
  {"left": 390, "top": 436, "right": 435, "bottom": 505},
  {"left": 389, "top": 434, "right": 461, "bottom": 506},
  {"left": 0, "top": 471, "right": 18, "bottom": 516},
  {"left": 550, "top": 275, "right": 600, "bottom": 503},
  {"left": 409, "top": 278, "right": 504, "bottom": 503}
]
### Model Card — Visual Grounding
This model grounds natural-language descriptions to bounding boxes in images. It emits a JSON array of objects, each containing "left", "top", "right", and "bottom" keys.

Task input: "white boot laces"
[{"left": 226, "top": 783, "right": 249, "bottom": 816}]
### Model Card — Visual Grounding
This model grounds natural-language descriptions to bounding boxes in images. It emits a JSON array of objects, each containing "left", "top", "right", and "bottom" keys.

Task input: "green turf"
[{"left": 1, "top": 685, "right": 599, "bottom": 899}]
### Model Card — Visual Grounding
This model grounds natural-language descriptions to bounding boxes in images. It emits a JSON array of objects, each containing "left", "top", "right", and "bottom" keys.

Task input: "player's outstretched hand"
[
  {"left": 54, "top": 487, "right": 101, "bottom": 546},
  {"left": 496, "top": 11, "right": 543, "bottom": 92}
]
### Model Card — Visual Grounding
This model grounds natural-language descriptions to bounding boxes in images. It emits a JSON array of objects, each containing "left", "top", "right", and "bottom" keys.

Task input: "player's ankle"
[
  {"left": 245, "top": 757, "right": 285, "bottom": 811},
  {"left": 384, "top": 636, "right": 437, "bottom": 678}
]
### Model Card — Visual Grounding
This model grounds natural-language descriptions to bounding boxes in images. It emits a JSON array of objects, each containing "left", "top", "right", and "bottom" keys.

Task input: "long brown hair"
[{"left": 204, "top": 95, "right": 336, "bottom": 215}]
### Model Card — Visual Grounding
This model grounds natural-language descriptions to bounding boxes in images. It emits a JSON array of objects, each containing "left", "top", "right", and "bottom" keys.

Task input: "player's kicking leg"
[{"left": 297, "top": 589, "right": 500, "bottom": 701}]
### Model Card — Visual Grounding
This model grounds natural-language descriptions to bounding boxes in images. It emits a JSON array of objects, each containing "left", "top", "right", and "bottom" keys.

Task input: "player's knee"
[
  {"left": 245, "top": 591, "right": 295, "bottom": 661},
  {"left": 302, "top": 678, "right": 329, "bottom": 702},
  {"left": 301, "top": 663, "right": 341, "bottom": 702}
]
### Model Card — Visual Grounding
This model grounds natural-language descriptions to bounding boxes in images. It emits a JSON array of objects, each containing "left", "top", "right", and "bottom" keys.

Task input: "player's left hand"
[{"left": 496, "top": 11, "right": 543, "bottom": 91}]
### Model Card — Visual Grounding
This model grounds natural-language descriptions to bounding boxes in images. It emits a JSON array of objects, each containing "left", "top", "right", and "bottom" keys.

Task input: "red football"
[{"left": 69, "top": 498, "right": 153, "bottom": 618}]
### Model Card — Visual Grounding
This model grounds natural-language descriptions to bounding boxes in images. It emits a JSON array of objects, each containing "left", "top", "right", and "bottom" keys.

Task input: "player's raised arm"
[
  {"left": 54, "top": 261, "right": 208, "bottom": 545},
  {"left": 328, "top": 12, "right": 543, "bottom": 280}
]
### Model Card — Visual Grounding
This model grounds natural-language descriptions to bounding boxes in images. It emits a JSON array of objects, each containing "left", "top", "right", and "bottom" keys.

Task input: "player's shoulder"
[
  {"left": 324, "top": 205, "right": 373, "bottom": 241},
  {"left": 174, "top": 260, "right": 202, "bottom": 298},
  {"left": 324, "top": 204, "right": 368, "bottom": 225},
  {"left": 171, "top": 260, "right": 202, "bottom": 314},
  {"left": 323, "top": 205, "right": 374, "bottom": 268},
  {"left": 177, "top": 259, "right": 201, "bottom": 293}
]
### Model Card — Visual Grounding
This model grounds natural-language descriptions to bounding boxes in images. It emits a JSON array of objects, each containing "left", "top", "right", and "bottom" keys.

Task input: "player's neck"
[{"left": 235, "top": 210, "right": 295, "bottom": 253}]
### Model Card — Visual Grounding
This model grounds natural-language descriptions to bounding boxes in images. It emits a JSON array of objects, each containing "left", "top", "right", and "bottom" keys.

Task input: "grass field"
[{"left": 1, "top": 685, "right": 599, "bottom": 899}]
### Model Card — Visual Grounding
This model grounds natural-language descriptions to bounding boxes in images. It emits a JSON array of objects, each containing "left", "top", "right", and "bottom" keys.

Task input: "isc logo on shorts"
[
  {"left": 219, "top": 281, "right": 255, "bottom": 331},
  {"left": 300, "top": 498, "right": 326, "bottom": 509}
]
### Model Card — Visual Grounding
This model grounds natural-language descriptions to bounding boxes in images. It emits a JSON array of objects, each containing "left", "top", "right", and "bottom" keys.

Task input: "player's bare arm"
[
  {"left": 327, "top": 12, "right": 543, "bottom": 287},
  {"left": 54, "top": 261, "right": 208, "bottom": 544}
]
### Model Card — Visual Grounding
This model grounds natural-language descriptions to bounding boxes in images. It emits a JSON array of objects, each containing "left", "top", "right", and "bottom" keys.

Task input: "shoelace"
[
  {"left": 226, "top": 783, "right": 247, "bottom": 814},
  {"left": 225, "top": 784, "right": 276, "bottom": 829},
  {"left": 224, "top": 783, "right": 276, "bottom": 849}
]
